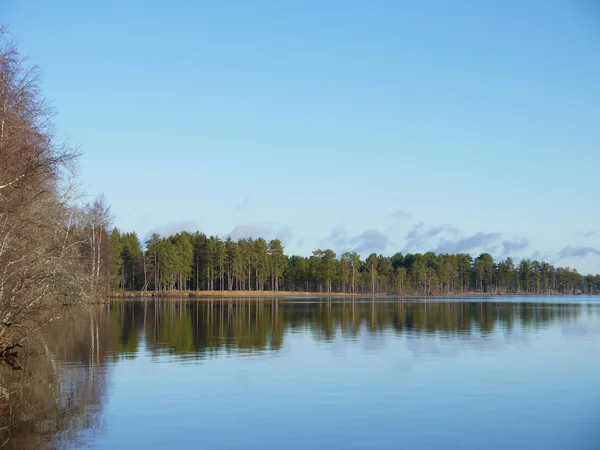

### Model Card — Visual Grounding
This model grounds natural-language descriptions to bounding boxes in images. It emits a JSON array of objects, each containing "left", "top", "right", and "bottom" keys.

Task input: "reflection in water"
[
  {"left": 111, "top": 299, "right": 586, "bottom": 359},
  {"left": 0, "top": 298, "right": 597, "bottom": 449},
  {"left": 0, "top": 308, "right": 109, "bottom": 449}
]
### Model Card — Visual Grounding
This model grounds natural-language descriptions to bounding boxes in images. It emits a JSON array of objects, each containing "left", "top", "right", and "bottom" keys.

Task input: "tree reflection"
[
  {"left": 118, "top": 299, "right": 586, "bottom": 358},
  {"left": 0, "top": 306, "right": 112, "bottom": 449},
  {"left": 0, "top": 298, "right": 592, "bottom": 449}
]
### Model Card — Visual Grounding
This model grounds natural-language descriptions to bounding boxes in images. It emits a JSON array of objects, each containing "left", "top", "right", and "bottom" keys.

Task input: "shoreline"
[{"left": 110, "top": 290, "right": 593, "bottom": 300}]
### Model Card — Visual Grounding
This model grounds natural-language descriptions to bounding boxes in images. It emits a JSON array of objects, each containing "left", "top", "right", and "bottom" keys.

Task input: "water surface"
[{"left": 3, "top": 296, "right": 600, "bottom": 449}]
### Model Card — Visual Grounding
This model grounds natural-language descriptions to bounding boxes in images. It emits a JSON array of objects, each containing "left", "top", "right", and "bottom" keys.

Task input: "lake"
[{"left": 2, "top": 296, "right": 600, "bottom": 449}]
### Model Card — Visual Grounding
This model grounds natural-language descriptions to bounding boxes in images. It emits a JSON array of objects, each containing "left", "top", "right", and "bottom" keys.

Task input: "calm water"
[{"left": 2, "top": 296, "right": 600, "bottom": 449}]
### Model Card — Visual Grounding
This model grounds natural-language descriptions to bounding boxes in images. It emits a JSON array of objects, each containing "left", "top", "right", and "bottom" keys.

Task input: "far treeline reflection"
[{"left": 87, "top": 299, "right": 589, "bottom": 359}]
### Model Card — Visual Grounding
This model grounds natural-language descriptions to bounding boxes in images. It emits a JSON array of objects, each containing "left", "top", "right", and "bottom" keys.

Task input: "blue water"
[{"left": 46, "top": 297, "right": 600, "bottom": 449}]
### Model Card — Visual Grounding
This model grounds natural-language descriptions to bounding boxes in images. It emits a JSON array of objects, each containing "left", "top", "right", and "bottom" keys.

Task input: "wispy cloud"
[
  {"left": 147, "top": 220, "right": 199, "bottom": 239},
  {"left": 322, "top": 227, "right": 389, "bottom": 254},
  {"left": 529, "top": 250, "right": 551, "bottom": 261},
  {"left": 404, "top": 223, "right": 459, "bottom": 252},
  {"left": 388, "top": 209, "right": 411, "bottom": 221},
  {"left": 500, "top": 238, "right": 530, "bottom": 256},
  {"left": 349, "top": 230, "right": 389, "bottom": 254},
  {"left": 574, "top": 229, "right": 600, "bottom": 239},
  {"left": 402, "top": 222, "right": 529, "bottom": 258},
  {"left": 322, "top": 226, "right": 349, "bottom": 248},
  {"left": 558, "top": 246, "right": 600, "bottom": 260},
  {"left": 435, "top": 231, "right": 502, "bottom": 254},
  {"left": 227, "top": 223, "right": 293, "bottom": 244},
  {"left": 234, "top": 196, "right": 251, "bottom": 213}
]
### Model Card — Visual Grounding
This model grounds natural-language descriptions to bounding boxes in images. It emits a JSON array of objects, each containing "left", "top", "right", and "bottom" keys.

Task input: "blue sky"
[{"left": 3, "top": 1, "right": 599, "bottom": 272}]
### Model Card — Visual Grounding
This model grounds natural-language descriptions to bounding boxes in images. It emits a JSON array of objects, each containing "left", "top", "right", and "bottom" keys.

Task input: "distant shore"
[
  {"left": 110, "top": 290, "right": 586, "bottom": 300},
  {"left": 114, "top": 290, "right": 355, "bottom": 299}
]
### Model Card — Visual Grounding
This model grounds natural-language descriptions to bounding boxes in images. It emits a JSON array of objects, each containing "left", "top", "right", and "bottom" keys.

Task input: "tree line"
[{"left": 111, "top": 230, "right": 600, "bottom": 295}]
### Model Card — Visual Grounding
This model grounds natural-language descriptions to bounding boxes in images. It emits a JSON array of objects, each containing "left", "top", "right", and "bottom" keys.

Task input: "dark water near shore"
[{"left": 2, "top": 296, "right": 600, "bottom": 449}]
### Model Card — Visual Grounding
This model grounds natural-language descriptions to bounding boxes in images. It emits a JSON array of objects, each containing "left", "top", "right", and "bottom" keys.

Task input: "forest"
[{"left": 112, "top": 230, "right": 600, "bottom": 296}]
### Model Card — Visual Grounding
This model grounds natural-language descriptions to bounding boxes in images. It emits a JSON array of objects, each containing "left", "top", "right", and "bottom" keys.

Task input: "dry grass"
[
  {"left": 111, "top": 289, "right": 568, "bottom": 300},
  {"left": 114, "top": 290, "right": 358, "bottom": 299}
]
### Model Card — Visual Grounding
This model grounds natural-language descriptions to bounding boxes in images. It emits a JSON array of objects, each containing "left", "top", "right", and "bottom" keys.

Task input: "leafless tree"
[{"left": 0, "top": 28, "right": 112, "bottom": 368}]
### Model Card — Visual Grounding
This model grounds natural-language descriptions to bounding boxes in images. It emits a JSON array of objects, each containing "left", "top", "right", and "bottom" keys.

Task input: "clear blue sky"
[{"left": 3, "top": 0, "right": 599, "bottom": 272}]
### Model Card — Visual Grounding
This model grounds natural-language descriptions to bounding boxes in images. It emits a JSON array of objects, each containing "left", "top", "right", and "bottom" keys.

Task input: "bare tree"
[
  {"left": 0, "top": 28, "right": 111, "bottom": 367},
  {"left": 80, "top": 195, "right": 113, "bottom": 290}
]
